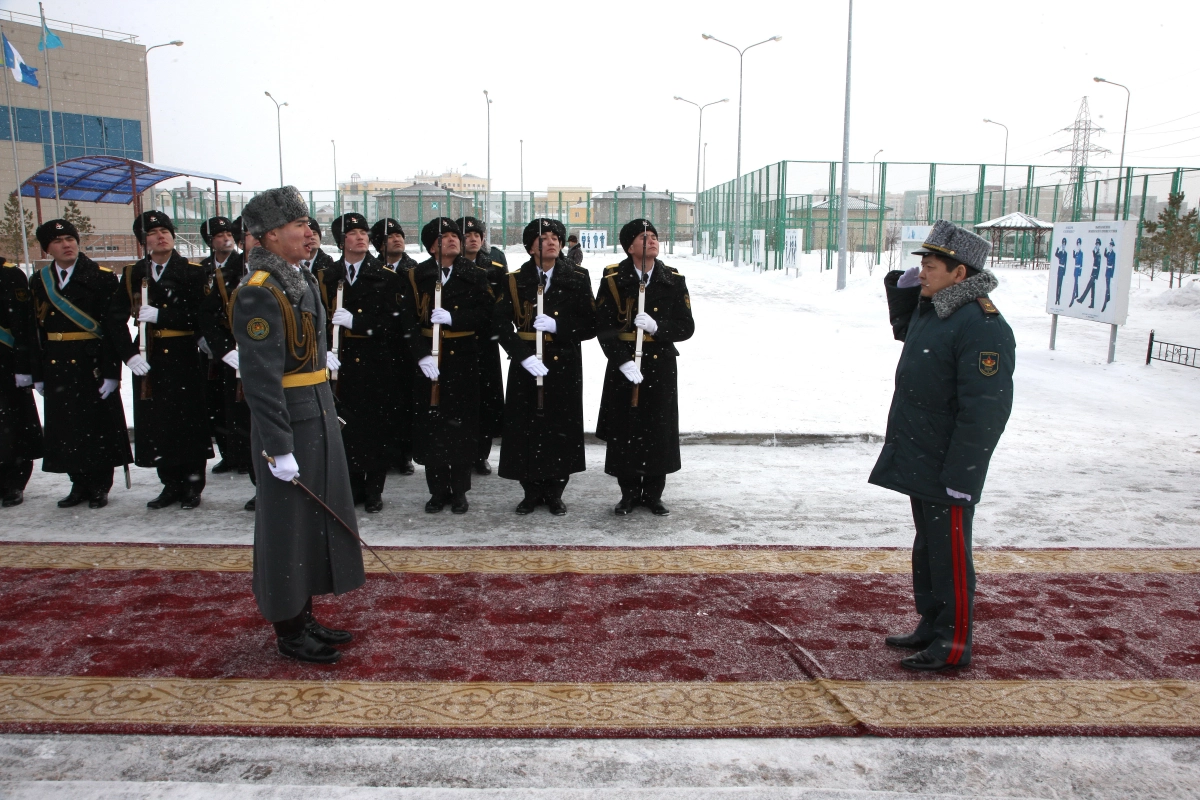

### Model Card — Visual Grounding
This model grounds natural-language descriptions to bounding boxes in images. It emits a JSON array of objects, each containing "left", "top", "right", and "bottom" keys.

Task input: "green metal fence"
[
  {"left": 152, "top": 188, "right": 698, "bottom": 259},
  {"left": 697, "top": 160, "right": 1200, "bottom": 271}
]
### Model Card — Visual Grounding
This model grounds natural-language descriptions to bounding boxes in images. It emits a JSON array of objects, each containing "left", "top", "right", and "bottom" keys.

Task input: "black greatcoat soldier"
[
  {"left": 118, "top": 211, "right": 214, "bottom": 509},
  {"left": 232, "top": 186, "right": 364, "bottom": 665},
  {"left": 870, "top": 220, "right": 1016, "bottom": 672},
  {"left": 29, "top": 219, "right": 134, "bottom": 509},
  {"left": 370, "top": 217, "right": 417, "bottom": 475},
  {"left": 0, "top": 256, "right": 43, "bottom": 506},
  {"left": 493, "top": 218, "right": 596, "bottom": 514},
  {"left": 595, "top": 219, "right": 694, "bottom": 516},
  {"left": 323, "top": 212, "right": 403, "bottom": 513},
  {"left": 457, "top": 215, "right": 505, "bottom": 475},
  {"left": 198, "top": 215, "right": 245, "bottom": 474},
  {"left": 302, "top": 218, "right": 337, "bottom": 274},
  {"left": 399, "top": 217, "right": 493, "bottom": 513}
]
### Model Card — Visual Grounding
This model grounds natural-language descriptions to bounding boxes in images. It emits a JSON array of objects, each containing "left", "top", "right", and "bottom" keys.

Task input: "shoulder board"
[
  {"left": 187, "top": 261, "right": 205, "bottom": 269},
  {"left": 126, "top": 263, "right": 139, "bottom": 271},
  {"left": 1, "top": 262, "right": 16, "bottom": 268},
  {"left": 491, "top": 261, "right": 504, "bottom": 269},
  {"left": 382, "top": 264, "right": 396, "bottom": 273},
  {"left": 603, "top": 263, "right": 621, "bottom": 273},
  {"left": 977, "top": 296, "right": 999, "bottom": 315},
  {"left": 98, "top": 266, "right": 113, "bottom": 273},
  {"left": 248, "top": 270, "right": 270, "bottom": 287},
  {"left": 666, "top": 266, "right": 683, "bottom": 276}
]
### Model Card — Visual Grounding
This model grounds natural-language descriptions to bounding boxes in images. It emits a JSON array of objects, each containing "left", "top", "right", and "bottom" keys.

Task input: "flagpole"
[
  {"left": 1, "top": 26, "right": 33, "bottom": 269},
  {"left": 38, "top": 3, "right": 61, "bottom": 217}
]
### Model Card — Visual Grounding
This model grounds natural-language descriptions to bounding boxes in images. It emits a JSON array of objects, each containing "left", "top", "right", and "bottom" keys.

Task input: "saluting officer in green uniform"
[{"left": 871, "top": 220, "right": 1016, "bottom": 671}]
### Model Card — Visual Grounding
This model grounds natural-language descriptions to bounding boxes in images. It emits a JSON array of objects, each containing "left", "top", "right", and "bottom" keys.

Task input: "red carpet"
[{"left": 1, "top": 544, "right": 1197, "bottom": 738}]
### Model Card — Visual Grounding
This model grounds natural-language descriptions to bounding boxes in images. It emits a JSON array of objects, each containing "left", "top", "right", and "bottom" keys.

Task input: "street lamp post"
[
  {"left": 674, "top": 95, "right": 728, "bottom": 255},
  {"left": 836, "top": 1, "right": 852, "bottom": 290},
  {"left": 870, "top": 148, "right": 883, "bottom": 206},
  {"left": 1094, "top": 77, "right": 1130, "bottom": 221},
  {"left": 982, "top": 118, "right": 1009, "bottom": 206},
  {"left": 331, "top": 139, "right": 338, "bottom": 217},
  {"left": 264, "top": 91, "right": 288, "bottom": 186},
  {"left": 483, "top": 90, "right": 492, "bottom": 247},
  {"left": 142, "top": 40, "right": 183, "bottom": 164},
  {"left": 703, "top": 33, "right": 781, "bottom": 268}
]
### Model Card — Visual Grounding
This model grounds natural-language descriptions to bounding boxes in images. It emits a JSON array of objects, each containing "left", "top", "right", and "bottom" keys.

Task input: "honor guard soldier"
[
  {"left": 119, "top": 211, "right": 214, "bottom": 509},
  {"left": 302, "top": 219, "right": 336, "bottom": 274},
  {"left": 493, "top": 218, "right": 596, "bottom": 514},
  {"left": 371, "top": 217, "right": 417, "bottom": 475},
  {"left": 595, "top": 219, "right": 694, "bottom": 516},
  {"left": 457, "top": 215, "right": 505, "bottom": 475},
  {"left": 198, "top": 216, "right": 244, "bottom": 474},
  {"left": 29, "top": 219, "right": 134, "bottom": 508},
  {"left": 399, "top": 217, "right": 493, "bottom": 513},
  {"left": 232, "top": 186, "right": 364, "bottom": 665},
  {"left": 872, "top": 220, "right": 1016, "bottom": 671},
  {"left": 225, "top": 217, "right": 261, "bottom": 510},
  {"left": 324, "top": 212, "right": 403, "bottom": 512},
  {"left": 0, "top": 256, "right": 43, "bottom": 506}
]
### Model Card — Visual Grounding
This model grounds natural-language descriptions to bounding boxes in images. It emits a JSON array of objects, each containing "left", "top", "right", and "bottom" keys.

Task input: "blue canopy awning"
[{"left": 20, "top": 156, "right": 239, "bottom": 204}]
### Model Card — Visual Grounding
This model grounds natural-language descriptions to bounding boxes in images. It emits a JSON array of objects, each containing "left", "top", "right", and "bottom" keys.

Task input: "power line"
[
  {"left": 1127, "top": 134, "right": 1200, "bottom": 154},
  {"left": 1125, "top": 109, "right": 1200, "bottom": 133}
]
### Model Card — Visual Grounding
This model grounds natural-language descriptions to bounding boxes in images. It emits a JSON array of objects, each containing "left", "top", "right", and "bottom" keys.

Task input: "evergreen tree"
[
  {"left": 0, "top": 193, "right": 36, "bottom": 263},
  {"left": 63, "top": 200, "right": 95, "bottom": 235},
  {"left": 1140, "top": 192, "right": 1200, "bottom": 288}
]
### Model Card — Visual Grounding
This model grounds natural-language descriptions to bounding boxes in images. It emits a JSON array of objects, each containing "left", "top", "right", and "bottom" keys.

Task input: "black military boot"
[
  {"left": 57, "top": 487, "right": 87, "bottom": 508},
  {"left": 545, "top": 496, "right": 567, "bottom": 516},
  {"left": 180, "top": 492, "right": 202, "bottom": 510},
  {"left": 451, "top": 494, "right": 469, "bottom": 514},
  {"left": 2, "top": 489, "right": 24, "bottom": 507},
  {"left": 642, "top": 497, "right": 670, "bottom": 516},
  {"left": 276, "top": 630, "right": 341, "bottom": 664},
  {"left": 425, "top": 495, "right": 446, "bottom": 513},
  {"left": 515, "top": 496, "right": 540, "bottom": 515},
  {"left": 87, "top": 490, "right": 108, "bottom": 509},
  {"left": 901, "top": 648, "right": 969, "bottom": 671},
  {"left": 398, "top": 459, "right": 415, "bottom": 476},
  {"left": 146, "top": 486, "right": 182, "bottom": 509},
  {"left": 211, "top": 459, "right": 234, "bottom": 474},
  {"left": 304, "top": 613, "right": 353, "bottom": 646},
  {"left": 365, "top": 495, "right": 383, "bottom": 513},
  {"left": 885, "top": 630, "right": 934, "bottom": 649},
  {"left": 244, "top": 496, "right": 256, "bottom": 511},
  {"left": 474, "top": 459, "right": 492, "bottom": 476},
  {"left": 614, "top": 491, "right": 639, "bottom": 516}
]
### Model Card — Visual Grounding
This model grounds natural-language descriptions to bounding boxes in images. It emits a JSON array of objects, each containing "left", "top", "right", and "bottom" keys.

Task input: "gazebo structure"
[
  {"left": 974, "top": 211, "right": 1054, "bottom": 268},
  {"left": 20, "top": 156, "right": 238, "bottom": 256}
]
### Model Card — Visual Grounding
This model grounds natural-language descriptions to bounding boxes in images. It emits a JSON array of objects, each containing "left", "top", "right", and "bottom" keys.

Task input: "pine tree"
[
  {"left": 1140, "top": 192, "right": 1200, "bottom": 288},
  {"left": 0, "top": 193, "right": 36, "bottom": 263},
  {"left": 63, "top": 200, "right": 94, "bottom": 235}
]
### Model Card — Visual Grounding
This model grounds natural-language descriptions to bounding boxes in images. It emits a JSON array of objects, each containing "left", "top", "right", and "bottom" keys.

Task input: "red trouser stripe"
[{"left": 947, "top": 504, "right": 968, "bottom": 665}]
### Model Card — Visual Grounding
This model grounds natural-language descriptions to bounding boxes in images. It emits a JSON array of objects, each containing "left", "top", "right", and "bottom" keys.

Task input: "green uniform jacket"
[{"left": 869, "top": 270, "right": 1016, "bottom": 506}]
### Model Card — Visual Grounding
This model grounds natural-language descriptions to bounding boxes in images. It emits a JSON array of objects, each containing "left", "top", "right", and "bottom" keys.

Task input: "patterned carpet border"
[
  {"left": 3, "top": 544, "right": 1199, "bottom": 575},
  {"left": 2, "top": 675, "right": 1197, "bottom": 739}
]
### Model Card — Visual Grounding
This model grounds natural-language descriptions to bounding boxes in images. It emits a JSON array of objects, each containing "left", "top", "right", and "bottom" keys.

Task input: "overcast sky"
[{"left": 8, "top": 0, "right": 1200, "bottom": 196}]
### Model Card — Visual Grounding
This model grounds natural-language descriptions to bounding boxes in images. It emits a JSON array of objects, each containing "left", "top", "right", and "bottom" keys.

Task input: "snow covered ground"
[{"left": 5, "top": 247, "right": 1200, "bottom": 798}]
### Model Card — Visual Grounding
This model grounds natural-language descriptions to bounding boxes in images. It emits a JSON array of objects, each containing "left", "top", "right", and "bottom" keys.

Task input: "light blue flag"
[
  {"left": 38, "top": 20, "right": 64, "bottom": 51},
  {"left": 2, "top": 34, "right": 40, "bottom": 87}
]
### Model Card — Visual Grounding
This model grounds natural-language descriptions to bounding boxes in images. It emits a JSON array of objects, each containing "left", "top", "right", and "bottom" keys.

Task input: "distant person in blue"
[
  {"left": 1077, "top": 237, "right": 1102, "bottom": 308},
  {"left": 1068, "top": 238, "right": 1084, "bottom": 307},
  {"left": 1053, "top": 237, "right": 1069, "bottom": 304},
  {"left": 1102, "top": 237, "right": 1117, "bottom": 312}
]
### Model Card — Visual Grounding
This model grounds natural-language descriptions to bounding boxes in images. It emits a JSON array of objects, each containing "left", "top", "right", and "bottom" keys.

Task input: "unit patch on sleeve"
[
  {"left": 978, "top": 351, "right": 999, "bottom": 376},
  {"left": 246, "top": 318, "right": 270, "bottom": 340}
]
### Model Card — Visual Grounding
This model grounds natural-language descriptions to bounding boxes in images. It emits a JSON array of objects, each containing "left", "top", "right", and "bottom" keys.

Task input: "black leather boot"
[
  {"left": 146, "top": 486, "right": 182, "bottom": 509},
  {"left": 276, "top": 630, "right": 341, "bottom": 664},
  {"left": 57, "top": 487, "right": 86, "bottom": 508}
]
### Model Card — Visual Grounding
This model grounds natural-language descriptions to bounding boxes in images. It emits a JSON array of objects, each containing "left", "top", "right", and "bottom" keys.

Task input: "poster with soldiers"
[
  {"left": 717, "top": 231, "right": 726, "bottom": 263},
  {"left": 579, "top": 230, "right": 609, "bottom": 250},
  {"left": 701, "top": 231, "right": 710, "bottom": 258},
  {"left": 784, "top": 229, "right": 802, "bottom": 275},
  {"left": 752, "top": 229, "right": 766, "bottom": 269},
  {"left": 1045, "top": 220, "right": 1134, "bottom": 326}
]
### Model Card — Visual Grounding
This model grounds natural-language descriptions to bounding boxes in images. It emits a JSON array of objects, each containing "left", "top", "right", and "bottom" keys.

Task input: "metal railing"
[
  {"left": 1146, "top": 330, "right": 1199, "bottom": 368},
  {"left": 0, "top": 10, "right": 139, "bottom": 44}
]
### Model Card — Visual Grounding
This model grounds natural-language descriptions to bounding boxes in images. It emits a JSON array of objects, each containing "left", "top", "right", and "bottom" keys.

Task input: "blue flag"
[
  {"left": 2, "top": 34, "right": 39, "bottom": 87},
  {"left": 38, "top": 20, "right": 64, "bottom": 51}
]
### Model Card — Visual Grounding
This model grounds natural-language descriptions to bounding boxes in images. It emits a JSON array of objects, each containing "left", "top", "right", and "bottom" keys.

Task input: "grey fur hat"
[
  {"left": 912, "top": 219, "right": 991, "bottom": 272},
  {"left": 241, "top": 186, "right": 309, "bottom": 239}
]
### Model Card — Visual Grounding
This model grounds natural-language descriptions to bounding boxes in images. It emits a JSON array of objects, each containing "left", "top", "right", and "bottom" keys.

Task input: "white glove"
[
  {"left": 137, "top": 305, "right": 159, "bottom": 324},
  {"left": 532, "top": 314, "right": 557, "bottom": 334},
  {"left": 197, "top": 336, "right": 212, "bottom": 356},
  {"left": 521, "top": 355, "right": 549, "bottom": 377},
  {"left": 222, "top": 349, "right": 240, "bottom": 370},
  {"left": 418, "top": 354, "right": 439, "bottom": 381},
  {"left": 126, "top": 354, "right": 151, "bottom": 375},
  {"left": 14, "top": 374, "right": 32, "bottom": 388},
  {"left": 332, "top": 308, "right": 354, "bottom": 330},
  {"left": 430, "top": 307, "right": 452, "bottom": 326},
  {"left": 98, "top": 378, "right": 119, "bottom": 399},
  {"left": 634, "top": 312, "right": 658, "bottom": 335},
  {"left": 327, "top": 352, "right": 341, "bottom": 371},
  {"left": 897, "top": 266, "right": 922, "bottom": 288},
  {"left": 34, "top": 382, "right": 44, "bottom": 396},
  {"left": 268, "top": 452, "right": 300, "bottom": 482},
  {"left": 946, "top": 487, "right": 972, "bottom": 503},
  {"left": 619, "top": 361, "right": 643, "bottom": 384}
]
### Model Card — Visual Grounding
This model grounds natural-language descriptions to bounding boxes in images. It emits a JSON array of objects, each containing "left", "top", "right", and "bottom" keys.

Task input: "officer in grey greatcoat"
[
  {"left": 872, "top": 220, "right": 1016, "bottom": 671},
  {"left": 232, "top": 186, "right": 365, "bottom": 665}
]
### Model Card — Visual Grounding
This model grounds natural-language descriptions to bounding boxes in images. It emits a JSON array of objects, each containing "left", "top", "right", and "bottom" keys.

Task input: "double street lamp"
[
  {"left": 264, "top": 91, "right": 288, "bottom": 186},
  {"left": 703, "top": 33, "right": 782, "bottom": 268},
  {"left": 484, "top": 90, "right": 492, "bottom": 245},
  {"left": 674, "top": 95, "right": 728, "bottom": 255},
  {"left": 1094, "top": 77, "right": 1131, "bottom": 220}
]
